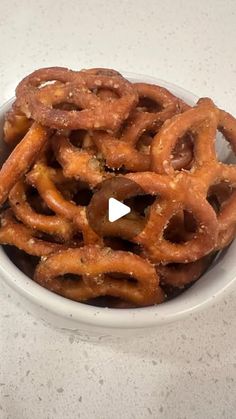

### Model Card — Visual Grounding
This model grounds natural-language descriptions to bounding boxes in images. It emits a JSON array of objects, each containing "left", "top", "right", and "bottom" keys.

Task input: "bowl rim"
[{"left": 0, "top": 72, "right": 235, "bottom": 329}]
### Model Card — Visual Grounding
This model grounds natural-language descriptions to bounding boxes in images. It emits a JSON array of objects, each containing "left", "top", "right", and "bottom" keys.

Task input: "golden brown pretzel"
[
  {"left": 0, "top": 66, "right": 235, "bottom": 308},
  {"left": 26, "top": 161, "right": 100, "bottom": 245},
  {"left": 0, "top": 210, "right": 67, "bottom": 256},
  {"left": 125, "top": 171, "right": 218, "bottom": 263},
  {"left": 134, "top": 82, "right": 187, "bottom": 117},
  {"left": 16, "top": 67, "right": 138, "bottom": 132},
  {"left": 52, "top": 134, "right": 108, "bottom": 187},
  {"left": 16, "top": 66, "right": 81, "bottom": 98},
  {"left": 9, "top": 179, "right": 74, "bottom": 241},
  {"left": 0, "top": 122, "right": 50, "bottom": 206},
  {"left": 92, "top": 111, "right": 156, "bottom": 171},
  {"left": 151, "top": 98, "right": 218, "bottom": 175},
  {"left": 157, "top": 255, "right": 212, "bottom": 288},
  {"left": 151, "top": 99, "right": 236, "bottom": 250},
  {"left": 34, "top": 246, "right": 164, "bottom": 306},
  {"left": 92, "top": 83, "right": 191, "bottom": 172},
  {"left": 93, "top": 119, "right": 193, "bottom": 172}
]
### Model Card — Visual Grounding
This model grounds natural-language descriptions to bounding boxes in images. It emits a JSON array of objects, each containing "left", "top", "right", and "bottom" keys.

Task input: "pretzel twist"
[
  {"left": 34, "top": 246, "right": 164, "bottom": 306},
  {"left": 0, "top": 210, "right": 68, "bottom": 256},
  {"left": 9, "top": 179, "right": 74, "bottom": 241}
]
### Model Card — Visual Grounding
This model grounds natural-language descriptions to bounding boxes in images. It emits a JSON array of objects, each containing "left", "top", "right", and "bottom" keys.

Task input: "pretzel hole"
[
  {"left": 137, "top": 97, "right": 163, "bottom": 113},
  {"left": 72, "top": 184, "right": 93, "bottom": 206},
  {"left": 27, "top": 187, "right": 54, "bottom": 215},
  {"left": 47, "top": 157, "right": 62, "bottom": 169},
  {"left": 108, "top": 272, "right": 138, "bottom": 284},
  {"left": 163, "top": 211, "right": 197, "bottom": 243},
  {"left": 40, "top": 80, "right": 60, "bottom": 88},
  {"left": 71, "top": 231, "right": 83, "bottom": 242},
  {"left": 207, "top": 182, "right": 234, "bottom": 213},
  {"left": 55, "top": 102, "right": 82, "bottom": 111},
  {"left": 216, "top": 131, "right": 231, "bottom": 162},
  {"left": 136, "top": 132, "right": 155, "bottom": 154},
  {"left": 103, "top": 237, "right": 142, "bottom": 254},
  {"left": 70, "top": 130, "right": 93, "bottom": 148},
  {"left": 183, "top": 210, "right": 198, "bottom": 233},
  {"left": 116, "top": 117, "right": 133, "bottom": 137},
  {"left": 124, "top": 194, "right": 156, "bottom": 216},
  {"left": 63, "top": 273, "right": 83, "bottom": 281},
  {"left": 35, "top": 232, "right": 64, "bottom": 244},
  {"left": 68, "top": 271, "right": 138, "bottom": 296},
  {"left": 95, "top": 88, "right": 119, "bottom": 101},
  {"left": 171, "top": 132, "right": 194, "bottom": 170},
  {"left": 57, "top": 180, "right": 79, "bottom": 201}
]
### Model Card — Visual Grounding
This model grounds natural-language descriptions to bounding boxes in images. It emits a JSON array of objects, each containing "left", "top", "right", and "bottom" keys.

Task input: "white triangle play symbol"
[{"left": 108, "top": 198, "right": 131, "bottom": 222}]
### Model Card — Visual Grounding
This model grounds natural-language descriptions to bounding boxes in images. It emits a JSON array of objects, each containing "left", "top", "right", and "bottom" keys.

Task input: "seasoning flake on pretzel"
[{"left": 52, "top": 133, "right": 108, "bottom": 186}]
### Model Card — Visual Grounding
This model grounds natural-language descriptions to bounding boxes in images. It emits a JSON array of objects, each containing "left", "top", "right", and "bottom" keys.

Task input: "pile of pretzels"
[{"left": 0, "top": 66, "right": 235, "bottom": 308}]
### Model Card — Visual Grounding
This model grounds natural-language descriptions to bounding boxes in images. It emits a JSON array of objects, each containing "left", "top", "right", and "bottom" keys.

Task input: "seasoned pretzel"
[
  {"left": 0, "top": 210, "right": 67, "bottom": 256},
  {"left": 151, "top": 98, "right": 218, "bottom": 175},
  {"left": 93, "top": 114, "right": 192, "bottom": 172},
  {"left": 151, "top": 99, "right": 236, "bottom": 249},
  {"left": 52, "top": 134, "right": 107, "bottom": 186},
  {"left": 134, "top": 82, "right": 187, "bottom": 118},
  {"left": 158, "top": 255, "right": 212, "bottom": 288},
  {"left": 9, "top": 179, "right": 74, "bottom": 241},
  {"left": 26, "top": 161, "right": 100, "bottom": 244},
  {"left": 151, "top": 98, "right": 236, "bottom": 175},
  {"left": 0, "top": 122, "right": 50, "bottom": 206},
  {"left": 0, "top": 67, "right": 235, "bottom": 308},
  {"left": 34, "top": 246, "right": 164, "bottom": 306},
  {"left": 16, "top": 67, "right": 138, "bottom": 132},
  {"left": 95, "top": 141, "right": 193, "bottom": 177},
  {"left": 92, "top": 83, "right": 191, "bottom": 172},
  {"left": 16, "top": 66, "right": 81, "bottom": 98},
  {"left": 92, "top": 112, "right": 156, "bottom": 171},
  {"left": 125, "top": 172, "right": 218, "bottom": 263}
]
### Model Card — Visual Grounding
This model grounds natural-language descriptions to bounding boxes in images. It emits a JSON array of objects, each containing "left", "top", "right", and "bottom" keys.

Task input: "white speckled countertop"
[{"left": 0, "top": 1, "right": 236, "bottom": 418}]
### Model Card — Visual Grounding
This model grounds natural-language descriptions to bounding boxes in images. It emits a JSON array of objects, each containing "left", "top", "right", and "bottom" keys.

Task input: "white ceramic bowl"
[{"left": 0, "top": 73, "right": 235, "bottom": 340}]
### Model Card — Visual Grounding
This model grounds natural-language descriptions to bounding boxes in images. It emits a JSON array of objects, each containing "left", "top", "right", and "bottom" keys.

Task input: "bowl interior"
[{"left": 0, "top": 74, "right": 235, "bottom": 329}]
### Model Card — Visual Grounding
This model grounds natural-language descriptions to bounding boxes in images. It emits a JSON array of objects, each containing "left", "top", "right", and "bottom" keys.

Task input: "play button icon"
[
  {"left": 87, "top": 177, "right": 149, "bottom": 240},
  {"left": 108, "top": 198, "right": 131, "bottom": 222}
]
